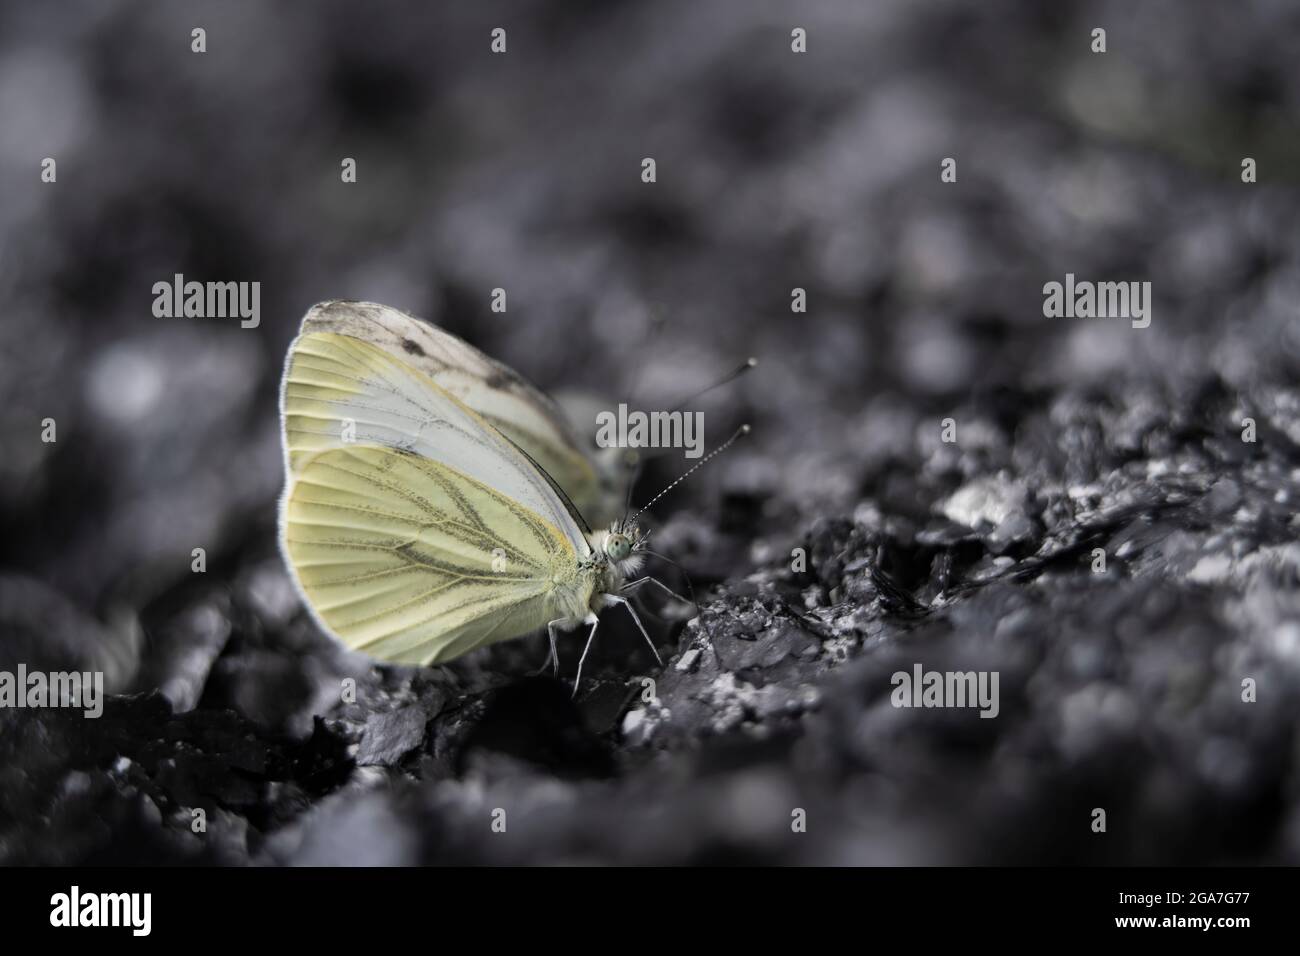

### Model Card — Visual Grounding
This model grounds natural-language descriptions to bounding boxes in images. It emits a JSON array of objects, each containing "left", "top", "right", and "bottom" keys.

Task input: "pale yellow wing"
[
  {"left": 298, "top": 300, "right": 623, "bottom": 523},
  {"left": 283, "top": 444, "right": 585, "bottom": 664}
]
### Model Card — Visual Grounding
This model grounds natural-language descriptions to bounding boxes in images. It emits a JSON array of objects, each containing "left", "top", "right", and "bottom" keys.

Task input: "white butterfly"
[{"left": 278, "top": 300, "right": 702, "bottom": 685}]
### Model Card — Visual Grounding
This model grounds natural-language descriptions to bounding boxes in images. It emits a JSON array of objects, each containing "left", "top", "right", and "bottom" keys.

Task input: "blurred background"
[{"left": 1, "top": 0, "right": 1298, "bottom": 865}]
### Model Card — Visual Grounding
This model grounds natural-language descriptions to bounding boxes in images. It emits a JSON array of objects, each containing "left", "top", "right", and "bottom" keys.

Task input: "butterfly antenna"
[
  {"left": 619, "top": 358, "right": 755, "bottom": 523},
  {"left": 620, "top": 453, "right": 645, "bottom": 527},
  {"left": 630, "top": 424, "right": 751, "bottom": 524},
  {"left": 666, "top": 357, "right": 758, "bottom": 415}
]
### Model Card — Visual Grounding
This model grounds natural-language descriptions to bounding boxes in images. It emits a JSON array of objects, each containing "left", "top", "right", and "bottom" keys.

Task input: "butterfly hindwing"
[{"left": 284, "top": 445, "right": 583, "bottom": 664}]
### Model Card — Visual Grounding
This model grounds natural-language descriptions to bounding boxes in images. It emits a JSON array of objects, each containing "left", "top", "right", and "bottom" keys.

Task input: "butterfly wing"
[
  {"left": 280, "top": 329, "right": 593, "bottom": 664},
  {"left": 299, "top": 300, "right": 623, "bottom": 524},
  {"left": 283, "top": 445, "right": 580, "bottom": 663}
]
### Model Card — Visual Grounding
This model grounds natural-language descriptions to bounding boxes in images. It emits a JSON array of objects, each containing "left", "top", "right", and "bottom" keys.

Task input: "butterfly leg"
[
  {"left": 605, "top": 595, "right": 664, "bottom": 667},
  {"left": 529, "top": 619, "right": 566, "bottom": 677},
  {"left": 572, "top": 614, "right": 601, "bottom": 698},
  {"left": 621, "top": 576, "right": 693, "bottom": 607}
]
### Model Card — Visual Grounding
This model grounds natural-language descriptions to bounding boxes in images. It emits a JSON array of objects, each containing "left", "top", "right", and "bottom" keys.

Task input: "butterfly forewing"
[
  {"left": 282, "top": 330, "right": 588, "bottom": 545},
  {"left": 298, "top": 300, "right": 615, "bottom": 522}
]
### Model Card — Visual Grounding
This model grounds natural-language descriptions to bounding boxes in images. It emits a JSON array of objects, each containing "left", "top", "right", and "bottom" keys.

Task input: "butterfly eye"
[{"left": 605, "top": 534, "right": 631, "bottom": 562}]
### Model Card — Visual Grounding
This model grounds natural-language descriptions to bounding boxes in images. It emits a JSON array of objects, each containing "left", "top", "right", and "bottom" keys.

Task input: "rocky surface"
[{"left": 1, "top": 0, "right": 1298, "bottom": 864}]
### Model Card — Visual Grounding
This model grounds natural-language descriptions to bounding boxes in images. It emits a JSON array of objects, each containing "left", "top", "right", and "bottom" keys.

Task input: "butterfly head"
[{"left": 600, "top": 519, "right": 647, "bottom": 575}]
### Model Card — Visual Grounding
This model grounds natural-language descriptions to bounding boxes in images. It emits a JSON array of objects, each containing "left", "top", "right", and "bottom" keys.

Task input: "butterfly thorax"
[{"left": 535, "top": 550, "right": 607, "bottom": 626}]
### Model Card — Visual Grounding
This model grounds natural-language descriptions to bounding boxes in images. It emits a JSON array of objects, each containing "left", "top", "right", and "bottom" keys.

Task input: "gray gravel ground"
[{"left": 1, "top": 0, "right": 1298, "bottom": 865}]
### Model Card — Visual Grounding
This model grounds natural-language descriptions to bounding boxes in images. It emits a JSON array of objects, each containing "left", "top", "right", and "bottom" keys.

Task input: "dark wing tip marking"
[{"left": 483, "top": 368, "right": 514, "bottom": 390}]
